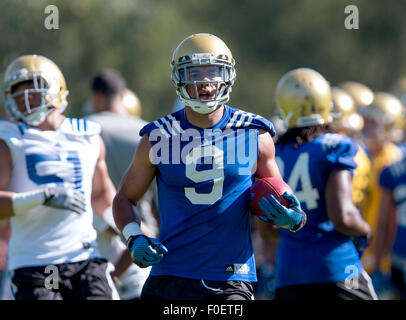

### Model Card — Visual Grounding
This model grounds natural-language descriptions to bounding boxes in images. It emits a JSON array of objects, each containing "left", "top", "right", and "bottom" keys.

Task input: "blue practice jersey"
[
  {"left": 396, "top": 142, "right": 406, "bottom": 156},
  {"left": 140, "top": 105, "right": 275, "bottom": 281},
  {"left": 274, "top": 133, "right": 363, "bottom": 288},
  {"left": 379, "top": 156, "right": 406, "bottom": 258}
]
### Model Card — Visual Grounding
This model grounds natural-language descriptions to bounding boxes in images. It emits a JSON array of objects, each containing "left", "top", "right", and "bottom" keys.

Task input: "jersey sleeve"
[
  {"left": 322, "top": 134, "right": 358, "bottom": 174},
  {"left": 250, "top": 115, "right": 276, "bottom": 137},
  {"left": 67, "top": 118, "right": 101, "bottom": 137},
  {"left": 140, "top": 112, "right": 184, "bottom": 141},
  {"left": 227, "top": 109, "right": 276, "bottom": 137},
  {"left": 139, "top": 121, "right": 158, "bottom": 137},
  {"left": 379, "top": 165, "right": 395, "bottom": 191}
]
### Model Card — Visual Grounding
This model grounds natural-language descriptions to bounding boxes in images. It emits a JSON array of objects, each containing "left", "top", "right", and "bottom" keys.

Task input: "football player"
[
  {"left": 113, "top": 33, "right": 306, "bottom": 300},
  {"left": 86, "top": 69, "right": 159, "bottom": 299},
  {"left": 390, "top": 77, "right": 406, "bottom": 154},
  {"left": 356, "top": 93, "right": 404, "bottom": 299},
  {"left": 375, "top": 153, "right": 406, "bottom": 299},
  {"left": 390, "top": 76, "right": 406, "bottom": 107},
  {"left": 357, "top": 93, "right": 404, "bottom": 276},
  {"left": 330, "top": 87, "right": 371, "bottom": 218},
  {"left": 271, "top": 68, "right": 376, "bottom": 300},
  {"left": 0, "top": 55, "right": 118, "bottom": 300},
  {"left": 338, "top": 81, "right": 374, "bottom": 109}
]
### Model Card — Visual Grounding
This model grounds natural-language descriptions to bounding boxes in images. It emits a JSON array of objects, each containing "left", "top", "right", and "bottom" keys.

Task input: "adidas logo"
[
  {"left": 225, "top": 264, "right": 250, "bottom": 274},
  {"left": 225, "top": 265, "right": 234, "bottom": 273}
]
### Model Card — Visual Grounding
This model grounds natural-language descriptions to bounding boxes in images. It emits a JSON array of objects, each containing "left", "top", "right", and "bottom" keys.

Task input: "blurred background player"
[
  {"left": 389, "top": 77, "right": 406, "bottom": 154},
  {"left": 390, "top": 77, "right": 406, "bottom": 107},
  {"left": 357, "top": 93, "right": 404, "bottom": 271},
  {"left": 0, "top": 220, "right": 11, "bottom": 299},
  {"left": 375, "top": 151, "right": 406, "bottom": 299},
  {"left": 338, "top": 83, "right": 403, "bottom": 286},
  {"left": 113, "top": 33, "right": 306, "bottom": 300},
  {"left": 85, "top": 69, "right": 159, "bottom": 299},
  {"left": 357, "top": 92, "right": 405, "bottom": 299},
  {"left": 268, "top": 68, "right": 376, "bottom": 300},
  {"left": 0, "top": 55, "right": 118, "bottom": 300},
  {"left": 330, "top": 87, "right": 371, "bottom": 218},
  {"left": 338, "top": 81, "right": 374, "bottom": 110}
]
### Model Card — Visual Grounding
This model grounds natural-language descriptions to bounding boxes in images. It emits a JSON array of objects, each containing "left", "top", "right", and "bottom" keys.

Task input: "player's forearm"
[
  {"left": 0, "top": 191, "right": 16, "bottom": 219},
  {"left": 92, "top": 191, "right": 113, "bottom": 219},
  {"left": 91, "top": 181, "right": 116, "bottom": 218},
  {"left": 111, "top": 249, "right": 133, "bottom": 280},
  {"left": 332, "top": 208, "right": 371, "bottom": 236},
  {"left": 0, "top": 189, "right": 51, "bottom": 219},
  {"left": 0, "top": 220, "right": 11, "bottom": 241},
  {"left": 112, "top": 192, "right": 142, "bottom": 232}
]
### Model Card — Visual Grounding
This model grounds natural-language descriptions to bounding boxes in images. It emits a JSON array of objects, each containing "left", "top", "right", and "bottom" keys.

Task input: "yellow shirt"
[
  {"left": 362, "top": 143, "right": 403, "bottom": 274},
  {"left": 353, "top": 145, "right": 371, "bottom": 215}
]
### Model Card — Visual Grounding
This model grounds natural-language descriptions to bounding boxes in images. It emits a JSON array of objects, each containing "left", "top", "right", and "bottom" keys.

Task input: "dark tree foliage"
[{"left": 0, "top": 0, "right": 405, "bottom": 121}]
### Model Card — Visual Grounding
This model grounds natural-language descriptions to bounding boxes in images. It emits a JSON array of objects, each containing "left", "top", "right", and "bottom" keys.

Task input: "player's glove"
[
  {"left": 126, "top": 235, "right": 168, "bottom": 268},
  {"left": 43, "top": 186, "right": 87, "bottom": 215},
  {"left": 351, "top": 233, "right": 372, "bottom": 258},
  {"left": 258, "top": 192, "right": 307, "bottom": 232}
]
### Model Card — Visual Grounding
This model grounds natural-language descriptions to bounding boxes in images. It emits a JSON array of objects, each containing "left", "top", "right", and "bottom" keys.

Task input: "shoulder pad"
[
  {"left": 319, "top": 133, "right": 358, "bottom": 171},
  {"left": 61, "top": 118, "right": 101, "bottom": 137},
  {"left": 226, "top": 108, "right": 276, "bottom": 137},
  {"left": 140, "top": 113, "right": 184, "bottom": 138},
  {"left": 386, "top": 157, "right": 406, "bottom": 181},
  {"left": 0, "top": 120, "right": 24, "bottom": 139}
]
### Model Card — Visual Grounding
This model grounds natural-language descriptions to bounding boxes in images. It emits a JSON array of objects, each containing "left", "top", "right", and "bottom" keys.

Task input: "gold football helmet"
[
  {"left": 359, "top": 92, "right": 405, "bottom": 143},
  {"left": 274, "top": 68, "right": 332, "bottom": 129},
  {"left": 1, "top": 54, "right": 68, "bottom": 126},
  {"left": 390, "top": 76, "right": 406, "bottom": 106},
  {"left": 122, "top": 88, "right": 141, "bottom": 117},
  {"left": 331, "top": 86, "right": 364, "bottom": 133},
  {"left": 338, "top": 81, "right": 374, "bottom": 108},
  {"left": 171, "top": 33, "right": 236, "bottom": 114}
]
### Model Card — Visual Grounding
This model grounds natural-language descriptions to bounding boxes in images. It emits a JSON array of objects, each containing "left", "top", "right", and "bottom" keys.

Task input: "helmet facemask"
[
  {"left": 2, "top": 71, "right": 68, "bottom": 126},
  {"left": 171, "top": 53, "right": 236, "bottom": 114}
]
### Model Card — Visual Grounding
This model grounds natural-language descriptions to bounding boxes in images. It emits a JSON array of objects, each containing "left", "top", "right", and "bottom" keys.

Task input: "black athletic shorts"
[
  {"left": 10, "top": 257, "right": 116, "bottom": 300},
  {"left": 141, "top": 275, "right": 254, "bottom": 300},
  {"left": 274, "top": 270, "right": 378, "bottom": 300},
  {"left": 391, "top": 267, "right": 406, "bottom": 299}
]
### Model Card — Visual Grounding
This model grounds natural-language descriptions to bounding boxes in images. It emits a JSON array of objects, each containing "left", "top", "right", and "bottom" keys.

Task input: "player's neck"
[
  {"left": 184, "top": 105, "right": 225, "bottom": 129},
  {"left": 35, "top": 111, "right": 65, "bottom": 131}
]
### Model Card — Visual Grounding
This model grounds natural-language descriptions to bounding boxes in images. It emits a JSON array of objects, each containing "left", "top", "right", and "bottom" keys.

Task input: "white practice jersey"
[{"left": 0, "top": 118, "right": 102, "bottom": 270}]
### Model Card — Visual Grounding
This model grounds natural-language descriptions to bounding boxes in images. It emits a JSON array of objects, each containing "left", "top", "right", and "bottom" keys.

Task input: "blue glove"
[
  {"left": 351, "top": 233, "right": 372, "bottom": 258},
  {"left": 258, "top": 192, "right": 307, "bottom": 232},
  {"left": 126, "top": 235, "right": 168, "bottom": 268}
]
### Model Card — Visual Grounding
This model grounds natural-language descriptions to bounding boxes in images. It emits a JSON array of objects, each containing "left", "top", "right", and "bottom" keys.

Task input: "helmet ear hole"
[{"left": 178, "top": 56, "right": 191, "bottom": 63}]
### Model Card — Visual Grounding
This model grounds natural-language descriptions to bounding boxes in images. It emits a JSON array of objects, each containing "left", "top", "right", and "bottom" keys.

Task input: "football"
[{"left": 249, "top": 177, "right": 293, "bottom": 219}]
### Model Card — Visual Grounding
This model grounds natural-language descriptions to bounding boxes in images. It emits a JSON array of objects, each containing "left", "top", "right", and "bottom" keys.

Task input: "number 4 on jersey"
[{"left": 276, "top": 153, "right": 319, "bottom": 210}]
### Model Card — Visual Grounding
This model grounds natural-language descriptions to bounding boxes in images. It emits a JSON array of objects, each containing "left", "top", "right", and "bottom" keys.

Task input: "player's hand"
[
  {"left": 126, "top": 235, "right": 168, "bottom": 268},
  {"left": 258, "top": 192, "right": 307, "bottom": 232},
  {"left": 43, "top": 186, "right": 87, "bottom": 215},
  {"left": 351, "top": 233, "right": 372, "bottom": 258}
]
